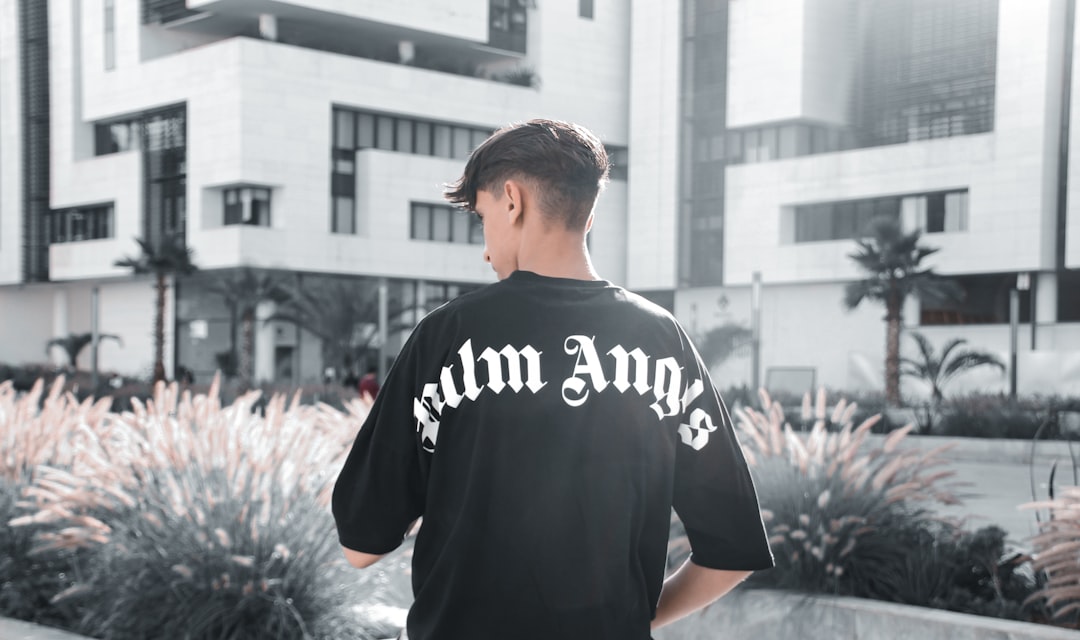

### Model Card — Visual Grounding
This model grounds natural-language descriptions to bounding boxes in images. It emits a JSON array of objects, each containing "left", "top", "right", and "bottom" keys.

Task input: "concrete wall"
[
  {"left": 626, "top": 0, "right": 680, "bottom": 291},
  {"left": 655, "top": 588, "right": 1080, "bottom": 640}
]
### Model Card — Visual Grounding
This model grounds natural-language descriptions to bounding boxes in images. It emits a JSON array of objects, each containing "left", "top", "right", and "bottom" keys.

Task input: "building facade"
[
  {"left": 4, "top": 0, "right": 1080, "bottom": 397},
  {"left": 0, "top": 0, "right": 630, "bottom": 382},
  {"left": 629, "top": 0, "right": 1080, "bottom": 397}
]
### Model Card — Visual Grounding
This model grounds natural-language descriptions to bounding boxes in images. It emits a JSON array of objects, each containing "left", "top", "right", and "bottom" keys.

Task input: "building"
[
  {"left": 4, "top": 0, "right": 1079, "bottom": 398},
  {"left": 629, "top": 0, "right": 1080, "bottom": 397},
  {"left": 0, "top": 0, "right": 630, "bottom": 383}
]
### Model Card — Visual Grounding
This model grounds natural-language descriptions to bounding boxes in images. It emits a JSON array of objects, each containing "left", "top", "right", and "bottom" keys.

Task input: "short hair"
[{"left": 444, "top": 119, "right": 610, "bottom": 230}]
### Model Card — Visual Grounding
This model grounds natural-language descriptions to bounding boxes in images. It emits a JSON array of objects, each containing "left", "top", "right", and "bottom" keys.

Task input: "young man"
[{"left": 332, "top": 119, "right": 773, "bottom": 639}]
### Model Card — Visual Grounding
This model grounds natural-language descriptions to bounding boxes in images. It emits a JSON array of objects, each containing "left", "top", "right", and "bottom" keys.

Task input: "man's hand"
[
  {"left": 651, "top": 560, "right": 751, "bottom": 630},
  {"left": 341, "top": 546, "right": 383, "bottom": 569}
]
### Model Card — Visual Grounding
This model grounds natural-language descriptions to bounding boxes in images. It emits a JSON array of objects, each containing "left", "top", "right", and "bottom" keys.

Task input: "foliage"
[
  {"left": 1022, "top": 486, "right": 1080, "bottom": 627},
  {"left": 114, "top": 234, "right": 198, "bottom": 383},
  {"left": 693, "top": 388, "right": 1045, "bottom": 621},
  {"left": 733, "top": 389, "right": 963, "bottom": 597},
  {"left": 206, "top": 268, "right": 290, "bottom": 387},
  {"left": 696, "top": 323, "right": 752, "bottom": 369},
  {"left": 45, "top": 333, "right": 123, "bottom": 370},
  {"left": 0, "top": 379, "right": 107, "bottom": 627},
  {"left": 933, "top": 393, "right": 1051, "bottom": 439},
  {"left": 900, "top": 332, "right": 1005, "bottom": 406},
  {"left": 5, "top": 376, "right": 401, "bottom": 639},
  {"left": 491, "top": 66, "right": 541, "bottom": 88},
  {"left": 843, "top": 217, "right": 961, "bottom": 406}
]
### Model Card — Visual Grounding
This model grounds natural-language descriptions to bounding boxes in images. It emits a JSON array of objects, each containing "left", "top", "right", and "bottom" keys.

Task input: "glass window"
[
  {"left": 432, "top": 207, "right": 452, "bottom": 241},
  {"left": 433, "top": 125, "right": 452, "bottom": 157},
  {"left": 470, "top": 129, "right": 489, "bottom": 151},
  {"left": 470, "top": 215, "right": 484, "bottom": 244},
  {"left": 414, "top": 122, "right": 432, "bottom": 155},
  {"left": 396, "top": 119, "right": 414, "bottom": 153},
  {"left": 334, "top": 109, "right": 355, "bottom": 149},
  {"left": 452, "top": 127, "right": 472, "bottom": 159},
  {"left": 104, "top": 0, "right": 115, "bottom": 70},
  {"left": 580, "top": 0, "right": 594, "bottom": 18},
  {"left": 375, "top": 116, "right": 395, "bottom": 150},
  {"left": 779, "top": 125, "right": 798, "bottom": 159},
  {"left": 452, "top": 208, "right": 471, "bottom": 242},
  {"left": 926, "top": 192, "right": 947, "bottom": 232},
  {"left": 224, "top": 188, "right": 243, "bottom": 225},
  {"left": 251, "top": 188, "right": 271, "bottom": 227},
  {"left": 356, "top": 113, "right": 375, "bottom": 148},
  {"left": 333, "top": 197, "right": 355, "bottom": 234},
  {"left": 411, "top": 204, "right": 432, "bottom": 240},
  {"left": 944, "top": 191, "right": 968, "bottom": 231}
]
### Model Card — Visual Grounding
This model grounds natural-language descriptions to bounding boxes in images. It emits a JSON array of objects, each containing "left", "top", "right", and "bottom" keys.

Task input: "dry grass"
[
  {"left": 4, "top": 374, "right": 393, "bottom": 638},
  {"left": 728, "top": 388, "right": 967, "bottom": 599},
  {"left": 1022, "top": 486, "right": 1080, "bottom": 624}
]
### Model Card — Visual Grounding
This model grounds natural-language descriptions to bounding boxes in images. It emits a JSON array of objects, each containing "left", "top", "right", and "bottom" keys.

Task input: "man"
[{"left": 332, "top": 119, "right": 773, "bottom": 639}]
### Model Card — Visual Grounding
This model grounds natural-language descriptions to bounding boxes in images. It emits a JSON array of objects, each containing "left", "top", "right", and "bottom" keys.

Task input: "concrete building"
[
  {"left": 629, "top": 0, "right": 1080, "bottom": 397},
  {"left": 0, "top": 0, "right": 630, "bottom": 383},
  {"left": 4, "top": 0, "right": 1079, "bottom": 398}
]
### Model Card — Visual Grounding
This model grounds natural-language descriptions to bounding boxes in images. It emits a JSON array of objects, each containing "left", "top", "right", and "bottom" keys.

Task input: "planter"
[{"left": 654, "top": 589, "right": 1077, "bottom": 640}]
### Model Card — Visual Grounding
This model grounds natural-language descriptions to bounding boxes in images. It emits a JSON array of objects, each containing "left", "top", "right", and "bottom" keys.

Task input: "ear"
[{"left": 503, "top": 179, "right": 526, "bottom": 226}]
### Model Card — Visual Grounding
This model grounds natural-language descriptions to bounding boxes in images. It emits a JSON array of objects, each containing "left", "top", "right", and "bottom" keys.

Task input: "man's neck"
[{"left": 515, "top": 236, "right": 600, "bottom": 281}]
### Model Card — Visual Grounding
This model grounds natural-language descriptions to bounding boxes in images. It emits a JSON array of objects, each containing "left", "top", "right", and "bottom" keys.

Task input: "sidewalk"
[{"left": 0, "top": 618, "right": 91, "bottom": 640}]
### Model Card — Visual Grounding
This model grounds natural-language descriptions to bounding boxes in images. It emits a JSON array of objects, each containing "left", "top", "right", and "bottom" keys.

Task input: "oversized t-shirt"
[{"left": 332, "top": 270, "right": 774, "bottom": 639}]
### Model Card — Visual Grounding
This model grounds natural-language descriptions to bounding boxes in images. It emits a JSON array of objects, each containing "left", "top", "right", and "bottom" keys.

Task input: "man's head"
[
  {"left": 444, "top": 119, "right": 610, "bottom": 278},
  {"left": 445, "top": 119, "right": 610, "bottom": 229}
]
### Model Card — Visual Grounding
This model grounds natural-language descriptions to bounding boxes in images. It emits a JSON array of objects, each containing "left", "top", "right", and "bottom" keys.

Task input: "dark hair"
[{"left": 444, "top": 119, "right": 610, "bottom": 230}]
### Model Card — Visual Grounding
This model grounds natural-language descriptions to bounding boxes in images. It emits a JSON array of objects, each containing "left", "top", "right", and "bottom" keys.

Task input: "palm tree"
[
  {"left": 696, "top": 323, "right": 752, "bottom": 369},
  {"left": 206, "top": 268, "right": 287, "bottom": 387},
  {"left": 45, "top": 332, "right": 123, "bottom": 369},
  {"left": 268, "top": 278, "right": 409, "bottom": 382},
  {"left": 114, "top": 234, "right": 197, "bottom": 383},
  {"left": 844, "top": 217, "right": 961, "bottom": 406},
  {"left": 901, "top": 331, "right": 1005, "bottom": 408}
]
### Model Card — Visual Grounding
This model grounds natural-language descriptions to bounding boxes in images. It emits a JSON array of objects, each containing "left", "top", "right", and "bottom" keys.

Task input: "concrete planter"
[{"left": 654, "top": 589, "right": 1078, "bottom": 640}]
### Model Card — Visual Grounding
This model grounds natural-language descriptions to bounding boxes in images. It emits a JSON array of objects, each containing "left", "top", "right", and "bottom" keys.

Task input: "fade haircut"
[{"left": 444, "top": 119, "right": 610, "bottom": 231}]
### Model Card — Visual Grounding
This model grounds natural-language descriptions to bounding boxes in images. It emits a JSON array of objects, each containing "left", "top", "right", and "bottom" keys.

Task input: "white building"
[
  {"left": 4, "top": 0, "right": 1079, "bottom": 398},
  {"left": 629, "top": 0, "right": 1080, "bottom": 398},
  {"left": 0, "top": 0, "right": 630, "bottom": 383}
]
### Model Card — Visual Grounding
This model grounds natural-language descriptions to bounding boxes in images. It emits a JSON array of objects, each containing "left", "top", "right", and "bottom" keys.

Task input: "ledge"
[{"left": 654, "top": 589, "right": 1078, "bottom": 640}]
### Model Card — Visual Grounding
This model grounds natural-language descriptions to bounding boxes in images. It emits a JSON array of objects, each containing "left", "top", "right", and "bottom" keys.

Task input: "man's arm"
[
  {"left": 341, "top": 546, "right": 384, "bottom": 569},
  {"left": 651, "top": 559, "right": 752, "bottom": 630}
]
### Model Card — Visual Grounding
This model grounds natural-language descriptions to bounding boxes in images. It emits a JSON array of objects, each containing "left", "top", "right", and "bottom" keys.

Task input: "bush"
[
  {"left": 689, "top": 388, "right": 1044, "bottom": 622},
  {"left": 934, "top": 394, "right": 1051, "bottom": 440},
  {"left": 1022, "top": 486, "right": 1080, "bottom": 628},
  {"left": 0, "top": 378, "right": 105, "bottom": 629},
  {"left": 8, "top": 376, "right": 401, "bottom": 639}
]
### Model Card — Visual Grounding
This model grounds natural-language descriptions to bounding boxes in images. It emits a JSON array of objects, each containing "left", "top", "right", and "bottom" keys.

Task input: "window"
[
  {"left": 902, "top": 190, "right": 969, "bottom": 233},
  {"left": 48, "top": 204, "right": 114, "bottom": 243},
  {"left": 94, "top": 120, "right": 141, "bottom": 155},
  {"left": 223, "top": 187, "right": 272, "bottom": 227},
  {"left": 579, "top": 0, "right": 594, "bottom": 19},
  {"left": 104, "top": 0, "right": 116, "bottom": 70},
  {"left": 792, "top": 194, "right": 902, "bottom": 243},
  {"left": 410, "top": 203, "right": 483, "bottom": 245},
  {"left": 489, "top": 0, "right": 528, "bottom": 53},
  {"left": 921, "top": 273, "right": 1030, "bottom": 325}
]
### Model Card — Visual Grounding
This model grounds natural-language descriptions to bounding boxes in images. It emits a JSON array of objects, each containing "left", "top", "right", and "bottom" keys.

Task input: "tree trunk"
[
  {"left": 885, "top": 306, "right": 902, "bottom": 407},
  {"left": 240, "top": 307, "right": 254, "bottom": 389},
  {"left": 153, "top": 274, "right": 167, "bottom": 384}
]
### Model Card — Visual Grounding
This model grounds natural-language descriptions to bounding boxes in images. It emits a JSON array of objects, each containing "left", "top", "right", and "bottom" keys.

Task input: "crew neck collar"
[{"left": 507, "top": 270, "right": 612, "bottom": 288}]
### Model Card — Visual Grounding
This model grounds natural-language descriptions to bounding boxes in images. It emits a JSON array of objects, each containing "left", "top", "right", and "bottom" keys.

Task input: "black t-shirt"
[{"left": 332, "top": 271, "right": 774, "bottom": 639}]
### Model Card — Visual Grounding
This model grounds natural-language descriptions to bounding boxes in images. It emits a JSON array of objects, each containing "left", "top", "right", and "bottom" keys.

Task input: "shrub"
[
  {"left": 0, "top": 378, "right": 108, "bottom": 628},
  {"left": 733, "top": 389, "right": 963, "bottom": 599},
  {"left": 934, "top": 394, "right": 1050, "bottom": 440},
  {"left": 10, "top": 377, "right": 395, "bottom": 639},
  {"left": 1022, "top": 486, "right": 1080, "bottom": 628}
]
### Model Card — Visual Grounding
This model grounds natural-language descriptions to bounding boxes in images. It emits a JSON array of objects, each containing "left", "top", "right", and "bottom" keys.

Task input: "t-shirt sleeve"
[
  {"left": 672, "top": 331, "right": 775, "bottom": 572},
  {"left": 332, "top": 329, "right": 429, "bottom": 555}
]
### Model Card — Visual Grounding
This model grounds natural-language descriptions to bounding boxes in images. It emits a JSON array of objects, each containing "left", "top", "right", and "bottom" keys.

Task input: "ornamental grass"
[
  {"left": 734, "top": 388, "right": 965, "bottom": 600},
  {"left": 4, "top": 375, "right": 403, "bottom": 639},
  {"left": 1022, "top": 486, "right": 1080, "bottom": 627}
]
